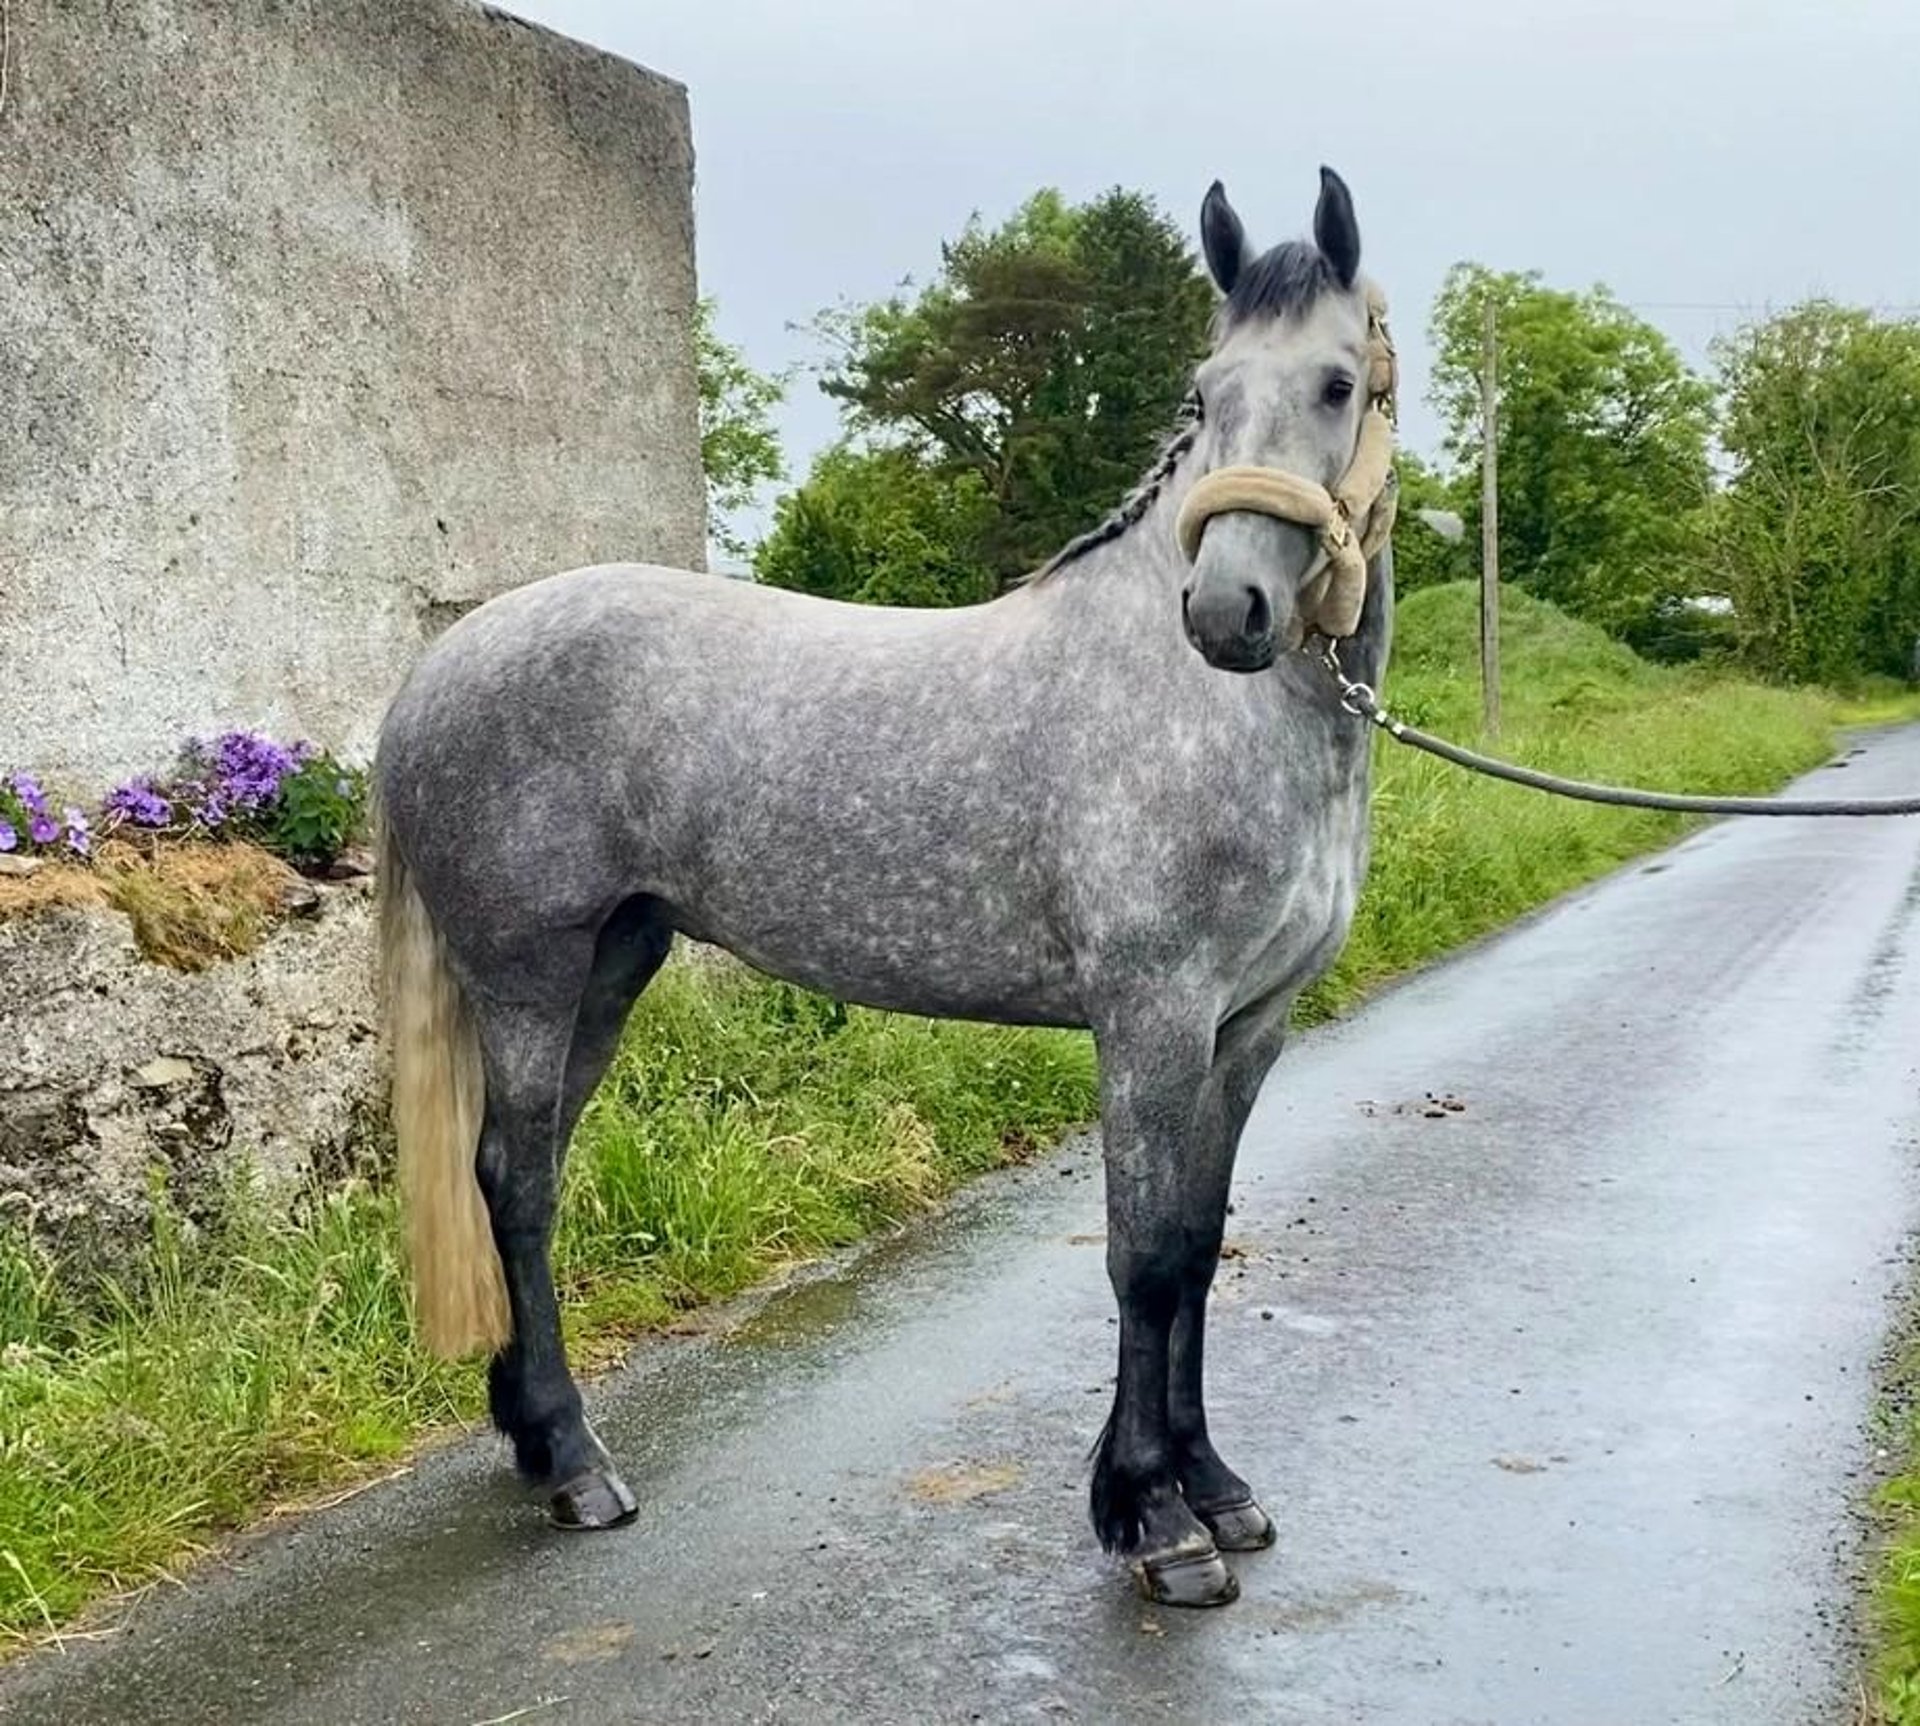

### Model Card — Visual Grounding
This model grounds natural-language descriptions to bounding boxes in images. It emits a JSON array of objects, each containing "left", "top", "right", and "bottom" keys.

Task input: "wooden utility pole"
[{"left": 1479, "top": 299, "right": 1502, "bottom": 739}]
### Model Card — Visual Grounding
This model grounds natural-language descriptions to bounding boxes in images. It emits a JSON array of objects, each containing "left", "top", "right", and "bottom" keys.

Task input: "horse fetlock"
[
  {"left": 488, "top": 1360, "right": 593, "bottom": 1482},
  {"left": 1172, "top": 1436, "right": 1252, "bottom": 1508},
  {"left": 1091, "top": 1453, "right": 1204, "bottom": 1553}
]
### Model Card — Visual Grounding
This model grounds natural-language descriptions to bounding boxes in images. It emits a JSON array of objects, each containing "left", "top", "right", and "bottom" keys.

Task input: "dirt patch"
[
  {"left": 542, "top": 1621, "right": 636, "bottom": 1664},
  {"left": 906, "top": 1460, "right": 1024, "bottom": 1505},
  {"left": 1354, "top": 1092, "right": 1471, "bottom": 1121},
  {"left": 960, "top": 1382, "right": 1016, "bottom": 1411},
  {"left": 1245, "top": 1580, "right": 1411, "bottom": 1634}
]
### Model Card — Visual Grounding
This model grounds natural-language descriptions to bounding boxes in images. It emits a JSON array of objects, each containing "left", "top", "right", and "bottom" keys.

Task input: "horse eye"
[{"left": 1323, "top": 375, "right": 1355, "bottom": 407}]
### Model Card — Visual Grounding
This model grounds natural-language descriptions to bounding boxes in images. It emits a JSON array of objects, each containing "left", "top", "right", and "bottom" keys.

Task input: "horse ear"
[
  {"left": 1201, "top": 181, "right": 1251, "bottom": 295},
  {"left": 1314, "top": 166, "right": 1361, "bottom": 288}
]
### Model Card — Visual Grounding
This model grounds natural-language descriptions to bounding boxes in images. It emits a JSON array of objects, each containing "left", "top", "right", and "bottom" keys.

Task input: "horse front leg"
[
  {"left": 1168, "top": 992, "right": 1294, "bottom": 1554},
  {"left": 1088, "top": 1014, "right": 1237, "bottom": 1607}
]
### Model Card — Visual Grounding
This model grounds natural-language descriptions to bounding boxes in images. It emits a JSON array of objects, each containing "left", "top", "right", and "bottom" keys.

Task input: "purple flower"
[
  {"left": 183, "top": 730, "right": 301, "bottom": 814},
  {"left": 10, "top": 774, "right": 47, "bottom": 817},
  {"left": 64, "top": 808, "right": 91, "bottom": 856},
  {"left": 173, "top": 777, "right": 220, "bottom": 828},
  {"left": 0, "top": 822, "right": 15, "bottom": 853},
  {"left": 29, "top": 815, "right": 59, "bottom": 846},
  {"left": 105, "top": 777, "right": 174, "bottom": 828}
]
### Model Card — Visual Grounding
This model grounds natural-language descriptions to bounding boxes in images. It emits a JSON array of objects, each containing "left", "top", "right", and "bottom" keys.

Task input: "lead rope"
[
  {"left": 1312, "top": 638, "right": 1920, "bottom": 818},
  {"left": 1174, "top": 281, "right": 1919, "bottom": 817}
]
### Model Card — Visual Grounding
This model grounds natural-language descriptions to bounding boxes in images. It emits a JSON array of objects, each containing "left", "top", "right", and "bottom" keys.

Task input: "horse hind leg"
[
  {"left": 559, "top": 895, "right": 676, "bottom": 1140},
  {"left": 478, "top": 899, "right": 673, "bottom": 1529}
]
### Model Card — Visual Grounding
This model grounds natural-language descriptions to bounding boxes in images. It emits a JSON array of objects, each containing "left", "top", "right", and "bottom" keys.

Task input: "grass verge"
[
  {"left": 0, "top": 969, "right": 1095, "bottom": 1641},
  {"left": 0, "top": 581, "right": 1885, "bottom": 1645},
  {"left": 1303, "top": 583, "right": 1837, "bottom": 1019},
  {"left": 1875, "top": 1358, "right": 1920, "bottom": 1722},
  {"left": 1867, "top": 1288, "right": 1920, "bottom": 1722}
]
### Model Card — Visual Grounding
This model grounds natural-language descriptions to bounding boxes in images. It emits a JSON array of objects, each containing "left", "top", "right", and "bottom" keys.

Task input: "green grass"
[
  {"left": 1869, "top": 1317, "right": 1920, "bottom": 1721},
  {"left": 0, "top": 974, "right": 1094, "bottom": 1641},
  {"left": 1831, "top": 676, "right": 1920, "bottom": 730},
  {"left": 0, "top": 581, "right": 1886, "bottom": 1646}
]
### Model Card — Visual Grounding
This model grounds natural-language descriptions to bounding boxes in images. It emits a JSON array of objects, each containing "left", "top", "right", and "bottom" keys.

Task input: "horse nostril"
[{"left": 1242, "top": 586, "right": 1271, "bottom": 639}]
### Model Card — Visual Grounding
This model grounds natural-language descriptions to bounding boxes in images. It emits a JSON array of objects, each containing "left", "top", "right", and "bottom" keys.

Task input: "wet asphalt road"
[{"left": 8, "top": 729, "right": 1920, "bottom": 1726}]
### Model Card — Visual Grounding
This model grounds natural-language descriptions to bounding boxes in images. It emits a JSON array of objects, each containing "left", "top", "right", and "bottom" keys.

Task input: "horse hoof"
[
  {"left": 1193, "top": 1495, "right": 1276, "bottom": 1553},
  {"left": 549, "top": 1467, "right": 638, "bottom": 1530},
  {"left": 1131, "top": 1540, "right": 1239, "bottom": 1609}
]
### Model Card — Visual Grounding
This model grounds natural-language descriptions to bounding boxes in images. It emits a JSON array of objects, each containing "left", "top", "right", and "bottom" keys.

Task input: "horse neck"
[
  {"left": 1020, "top": 477, "right": 1395, "bottom": 697},
  {"left": 1019, "top": 487, "right": 1191, "bottom": 651}
]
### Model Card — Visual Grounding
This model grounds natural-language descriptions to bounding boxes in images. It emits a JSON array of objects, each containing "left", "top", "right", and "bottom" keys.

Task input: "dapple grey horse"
[{"left": 376, "top": 166, "right": 1394, "bottom": 1608}]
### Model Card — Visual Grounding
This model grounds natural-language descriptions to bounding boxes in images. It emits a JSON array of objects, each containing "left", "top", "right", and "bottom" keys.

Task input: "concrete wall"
[
  {"left": 1, "top": 0, "right": 704, "bottom": 790},
  {"left": 1, "top": 887, "right": 385, "bottom": 1255}
]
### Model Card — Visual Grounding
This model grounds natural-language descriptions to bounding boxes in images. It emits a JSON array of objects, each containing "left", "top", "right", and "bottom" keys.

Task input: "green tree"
[
  {"left": 1710, "top": 302, "right": 1920, "bottom": 682},
  {"left": 754, "top": 445, "right": 997, "bottom": 607},
  {"left": 695, "top": 298, "right": 785, "bottom": 562},
  {"left": 1390, "top": 451, "right": 1477, "bottom": 594},
  {"left": 809, "top": 187, "right": 1212, "bottom": 585},
  {"left": 1429, "top": 266, "right": 1714, "bottom": 648}
]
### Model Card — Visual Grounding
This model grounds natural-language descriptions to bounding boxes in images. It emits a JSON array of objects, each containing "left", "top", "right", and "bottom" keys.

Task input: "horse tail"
[{"left": 377, "top": 815, "right": 511, "bottom": 1358}]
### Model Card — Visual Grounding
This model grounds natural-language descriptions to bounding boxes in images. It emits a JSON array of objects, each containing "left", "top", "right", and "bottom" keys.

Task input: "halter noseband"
[{"left": 1173, "top": 284, "right": 1400, "bottom": 640}]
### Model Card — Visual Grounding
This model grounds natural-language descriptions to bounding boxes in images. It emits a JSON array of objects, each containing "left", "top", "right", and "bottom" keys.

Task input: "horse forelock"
[{"left": 1219, "top": 240, "right": 1338, "bottom": 329}]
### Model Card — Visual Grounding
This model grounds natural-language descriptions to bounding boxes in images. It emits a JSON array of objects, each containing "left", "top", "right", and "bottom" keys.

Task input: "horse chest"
[{"left": 1222, "top": 787, "right": 1369, "bottom": 1017}]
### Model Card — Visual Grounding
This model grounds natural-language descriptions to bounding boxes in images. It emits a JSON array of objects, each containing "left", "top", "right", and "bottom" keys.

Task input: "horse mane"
[
  {"left": 1031, "top": 398, "right": 1203, "bottom": 582},
  {"left": 1031, "top": 240, "right": 1335, "bottom": 583}
]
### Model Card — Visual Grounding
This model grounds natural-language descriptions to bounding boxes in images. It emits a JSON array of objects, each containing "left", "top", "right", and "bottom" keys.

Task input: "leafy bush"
[{"left": 268, "top": 753, "right": 369, "bottom": 866}]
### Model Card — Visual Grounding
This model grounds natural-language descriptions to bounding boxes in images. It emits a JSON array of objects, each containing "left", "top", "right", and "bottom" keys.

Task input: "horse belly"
[{"left": 665, "top": 874, "right": 1086, "bottom": 1030}]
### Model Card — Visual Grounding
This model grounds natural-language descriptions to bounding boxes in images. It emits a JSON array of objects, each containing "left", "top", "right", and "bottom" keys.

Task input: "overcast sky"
[{"left": 507, "top": 0, "right": 1920, "bottom": 534}]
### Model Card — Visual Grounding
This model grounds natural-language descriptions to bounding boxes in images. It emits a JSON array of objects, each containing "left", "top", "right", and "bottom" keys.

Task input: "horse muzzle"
[
  {"left": 1183, "top": 586, "right": 1277, "bottom": 672},
  {"left": 1181, "top": 511, "right": 1316, "bottom": 672}
]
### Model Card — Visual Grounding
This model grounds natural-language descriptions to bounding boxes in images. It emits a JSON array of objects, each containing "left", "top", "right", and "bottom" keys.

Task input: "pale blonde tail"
[{"left": 378, "top": 819, "right": 510, "bottom": 1357}]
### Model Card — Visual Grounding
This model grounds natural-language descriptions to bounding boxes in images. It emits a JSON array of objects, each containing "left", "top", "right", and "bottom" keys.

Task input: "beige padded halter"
[{"left": 1174, "top": 284, "right": 1400, "bottom": 640}]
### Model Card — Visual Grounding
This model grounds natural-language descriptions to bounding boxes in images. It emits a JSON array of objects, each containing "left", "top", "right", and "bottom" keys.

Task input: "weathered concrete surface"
[
  {"left": 0, "top": 887, "right": 382, "bottom": 1245},
  {"left": 0, "top": 0, "right": 703, "bottom": 789},
  {"left": 0, "top": 897, "right": 736, "bottom": 1252},
  {"left": 3, "top": 727, "right": 1917, "bottom": 1725}
]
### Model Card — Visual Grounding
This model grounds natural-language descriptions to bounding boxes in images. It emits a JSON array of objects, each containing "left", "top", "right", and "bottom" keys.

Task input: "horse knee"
[{"left": 1106, "top": 1244, "right": 1185, "bottom": 1321}]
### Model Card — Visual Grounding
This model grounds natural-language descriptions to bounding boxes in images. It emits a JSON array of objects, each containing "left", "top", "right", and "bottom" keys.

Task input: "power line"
[{"left": 1621, "top": 300, "right": 1920, "bottom": 315}]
